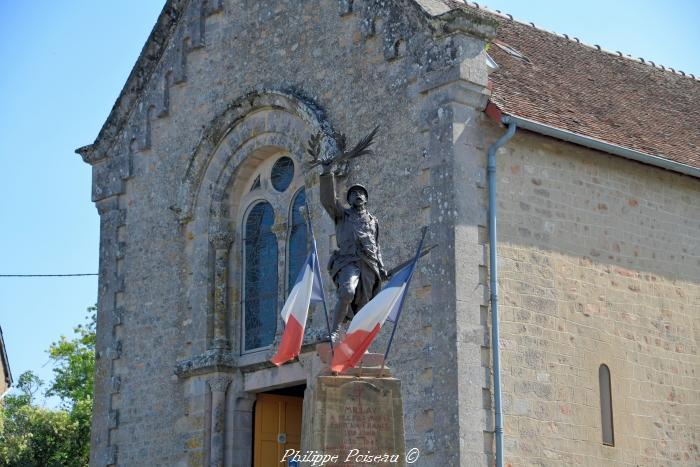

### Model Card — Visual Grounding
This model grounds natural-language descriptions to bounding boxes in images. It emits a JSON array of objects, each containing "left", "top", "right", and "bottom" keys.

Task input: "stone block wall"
[
  {"left": 81, "top": 0, "right": 499, "bottom": 465},
  {"left": 493, "top": 128, "right": 700, "bottom": 466},
  {"left": 0, "top": 367, "right": 8, "bottom": 397}
]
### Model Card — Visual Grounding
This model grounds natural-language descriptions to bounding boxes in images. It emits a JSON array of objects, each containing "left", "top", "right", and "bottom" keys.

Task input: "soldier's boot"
[{"left": 331, "top": 288, "right": 354, "bottom": 334}]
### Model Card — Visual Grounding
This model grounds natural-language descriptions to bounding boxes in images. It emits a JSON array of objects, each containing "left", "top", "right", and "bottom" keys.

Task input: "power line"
[{"left": 0, "top": 273, "right": 98, "bottom": 277}]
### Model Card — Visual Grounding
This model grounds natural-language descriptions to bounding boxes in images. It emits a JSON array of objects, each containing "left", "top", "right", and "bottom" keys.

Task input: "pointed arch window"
[
  {"left": 243, "top": 201, "right": 278, "bottom": 351},
  {"left": 599, "top": 364, "right": 615, "bottom": 446}
]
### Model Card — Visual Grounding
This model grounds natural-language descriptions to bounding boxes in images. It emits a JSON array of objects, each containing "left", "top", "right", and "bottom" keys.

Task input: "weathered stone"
[
  {"left": 310, "top": 376, "right": 406, "bottom": 466},
  {"left": 76, "top": 0, "right": 700, "bottom": 466}
]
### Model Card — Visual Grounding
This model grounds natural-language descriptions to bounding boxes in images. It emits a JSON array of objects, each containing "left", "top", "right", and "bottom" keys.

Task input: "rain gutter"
[
  {"left": 486, "top": 120, "right": 517, "bottom": 467},
  {"left": 500, "top": 113, "right": 700, "bottom": 179}
]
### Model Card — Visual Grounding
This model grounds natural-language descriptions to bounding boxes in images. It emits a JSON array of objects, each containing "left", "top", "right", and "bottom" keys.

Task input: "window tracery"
[{"left": 239, "top": 154, "right": 308, "bottom": 353}]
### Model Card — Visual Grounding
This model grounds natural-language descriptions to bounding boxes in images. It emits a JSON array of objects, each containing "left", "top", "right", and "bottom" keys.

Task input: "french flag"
[
  {"left": 330, "top": 261, "right": 417, "bottom": 374},
  {"left": 270, "top": 247, "right": 324, "bottom": 366}
]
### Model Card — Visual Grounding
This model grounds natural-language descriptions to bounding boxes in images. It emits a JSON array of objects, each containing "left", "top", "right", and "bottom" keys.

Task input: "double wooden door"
[{"left": 253, "top": 393, "right": 303, "bottom": 467}]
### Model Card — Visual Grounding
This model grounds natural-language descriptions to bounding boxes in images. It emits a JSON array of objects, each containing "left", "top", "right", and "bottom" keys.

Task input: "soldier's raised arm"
[
  {"left": 376, "top": 219, "right": 387, "bottom": 280},
  {"left": 319, "top": 165, "right": 343, "bottom": 221}
]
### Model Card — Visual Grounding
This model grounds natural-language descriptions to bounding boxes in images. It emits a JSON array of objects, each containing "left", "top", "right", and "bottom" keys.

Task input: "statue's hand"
[
  {"left": 321, "top": 156, "right": 335, "bottom": 174},
  {"left": 320, "top": 157, "right": 334, "bottom": 174},
  {"left": 379, "top": 267, "right": 389, "bottom": 281}
]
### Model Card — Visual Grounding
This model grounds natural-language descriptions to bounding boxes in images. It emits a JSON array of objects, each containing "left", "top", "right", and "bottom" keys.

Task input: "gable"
[
  {"left": 76, "top": 0, "right": 497, "bottom": 168},
  {"left": 77, "top": 0, "right": 700, "bottom": 181}
]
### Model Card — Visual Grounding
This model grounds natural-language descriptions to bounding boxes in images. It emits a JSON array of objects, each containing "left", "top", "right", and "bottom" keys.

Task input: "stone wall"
[
  {"left": 0, "top": 366, "right": 8, "bottom": 396},
  {"left": 80, "top": 1, "right": 700, "bottom": 465},
  {"left": 493, "top": 128, "right": 700, "bottom": 466},
  {"left": 81, "top": 0, "right": 498, "bottom": 465}
]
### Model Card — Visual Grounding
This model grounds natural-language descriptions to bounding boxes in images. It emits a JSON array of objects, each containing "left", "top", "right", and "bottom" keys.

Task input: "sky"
[
  {"left": 0, "top": 1, "right": 698, "bottom": 407},
  {"left": 0, "top": 1, "right": 166, "bottom": 406}
]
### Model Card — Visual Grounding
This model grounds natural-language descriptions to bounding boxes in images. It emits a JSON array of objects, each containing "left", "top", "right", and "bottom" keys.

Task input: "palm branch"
[{"left": 307, "top": 125, "right": 379, "bottom": 169}]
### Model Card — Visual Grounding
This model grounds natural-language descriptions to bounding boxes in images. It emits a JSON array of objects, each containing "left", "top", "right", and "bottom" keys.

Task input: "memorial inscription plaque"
[{"left": 311, "top": 376, "right": 406, "bottom": 466}]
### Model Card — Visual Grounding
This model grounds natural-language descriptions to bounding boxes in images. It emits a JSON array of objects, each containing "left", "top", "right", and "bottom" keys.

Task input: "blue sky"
[
  {"left": 0, "top": 1, "right": 698, "bottom": 406},
  {"left": 0, "top": 1, "right": 165, "bottom": 405}
]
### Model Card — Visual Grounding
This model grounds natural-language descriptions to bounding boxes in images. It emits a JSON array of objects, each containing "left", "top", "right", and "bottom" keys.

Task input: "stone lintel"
[
  {"left": 243, "top": 361, "right": 307, "bottom": 393},
  {"left": 174, "top": 349, "right": 236, "bottom": 378}
]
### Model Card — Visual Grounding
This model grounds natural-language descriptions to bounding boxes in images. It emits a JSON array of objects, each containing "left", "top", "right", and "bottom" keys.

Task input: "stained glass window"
[
  {"left": 287, "top": 189, "right": 308, "bottom": 291},
  {"left": 244, "top": 202, "right": 278, "bottom": 351},
  {"left": 271, "top": 156, "right": 294, "bottom": 192}
]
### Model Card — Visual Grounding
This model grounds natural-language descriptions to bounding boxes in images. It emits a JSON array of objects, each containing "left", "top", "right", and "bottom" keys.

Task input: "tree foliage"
[
  {"left": 0, "top": 306, "right": 95, "bottom": 467},
  {"left": 46, "top": 307, "right": 96, "bottom": 407}
]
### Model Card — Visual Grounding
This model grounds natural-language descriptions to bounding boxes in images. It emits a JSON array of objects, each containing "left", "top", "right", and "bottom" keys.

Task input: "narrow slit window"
[{"left": 599, "top": 364, "right": 614, "bottom": 446}]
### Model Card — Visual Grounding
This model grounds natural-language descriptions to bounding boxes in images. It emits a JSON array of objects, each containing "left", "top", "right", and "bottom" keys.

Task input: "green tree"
[
  {"left": 46, "top": 306, "right": 96, "bottom": 407},
  {"left": 0, "top": 379, "right": 78, "bottom": 467},
  {"left": 5, "top": 372, "right": 43, "bottom": 408},
  {"left": 0, "top": 307, "right": 95, "bottom": 467}
]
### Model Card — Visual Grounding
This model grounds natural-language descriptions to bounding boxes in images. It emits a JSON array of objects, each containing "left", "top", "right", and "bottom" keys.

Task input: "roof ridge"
[{"left": 458, "top": 1, "right": 699, "bottom": 81}]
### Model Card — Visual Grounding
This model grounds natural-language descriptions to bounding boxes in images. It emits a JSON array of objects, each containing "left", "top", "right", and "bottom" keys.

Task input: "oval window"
[{"left": 271, "top": 156, "right": 294, "bottom": 192}]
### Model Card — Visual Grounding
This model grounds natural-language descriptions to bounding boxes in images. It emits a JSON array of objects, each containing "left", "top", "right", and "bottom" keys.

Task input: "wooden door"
[{"left": 254, "top": 393, "right": 303, "bottom": 467}]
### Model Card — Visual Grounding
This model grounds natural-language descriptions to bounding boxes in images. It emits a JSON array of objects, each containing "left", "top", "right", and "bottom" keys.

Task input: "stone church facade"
[{"left": 77, "top": 1, "right": 699, "bottom": 466}]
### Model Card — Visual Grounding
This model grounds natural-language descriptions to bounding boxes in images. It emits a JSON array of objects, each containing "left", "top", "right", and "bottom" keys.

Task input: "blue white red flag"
[
  {"left": 270, "top": 246, "right": 324, "bottom": 366},
  {"left": 330, "top": 261, "right": 417, "bottom": 373}
]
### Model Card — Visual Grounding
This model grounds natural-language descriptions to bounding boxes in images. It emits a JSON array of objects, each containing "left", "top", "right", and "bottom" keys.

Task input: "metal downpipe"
[{"left": 487, "top": 118, "right": 517, "bottom": 467}]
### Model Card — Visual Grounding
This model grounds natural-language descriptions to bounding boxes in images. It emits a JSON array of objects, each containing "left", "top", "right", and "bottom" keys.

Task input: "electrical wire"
[{"left": 0, "top": 273, "right": 97, "bottom": 277}]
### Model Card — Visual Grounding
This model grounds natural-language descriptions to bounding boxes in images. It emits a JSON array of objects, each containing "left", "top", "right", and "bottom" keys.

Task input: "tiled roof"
[{"left": 441, "top": 1, "right": 700, "bottom": 171}]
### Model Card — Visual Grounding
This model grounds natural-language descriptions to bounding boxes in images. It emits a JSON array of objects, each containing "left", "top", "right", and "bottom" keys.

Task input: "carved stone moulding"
[
  {"left": 174, "top": 348, "right": 236, "bottom": 379},
  {"left": 174, "top": 89, "right": 341, "bottom": 224}
]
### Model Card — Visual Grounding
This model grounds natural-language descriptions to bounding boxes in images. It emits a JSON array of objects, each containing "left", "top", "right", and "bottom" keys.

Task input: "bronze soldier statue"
[{"left": 319, "top": 162, "right": 387, "bottom": 336}]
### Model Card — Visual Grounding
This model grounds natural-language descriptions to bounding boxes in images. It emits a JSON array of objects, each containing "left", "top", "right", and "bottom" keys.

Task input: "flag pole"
[
  {"left": 304, "top": 200, "right": 334, "bottom": 356},
  {"left": 381, "top": 226, "right": 428, "bottom": 375}
]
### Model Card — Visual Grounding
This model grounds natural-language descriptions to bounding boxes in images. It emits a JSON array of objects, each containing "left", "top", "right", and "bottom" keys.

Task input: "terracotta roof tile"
[{"left": 442, "top": 1, "right": 700, "bottom": 170}]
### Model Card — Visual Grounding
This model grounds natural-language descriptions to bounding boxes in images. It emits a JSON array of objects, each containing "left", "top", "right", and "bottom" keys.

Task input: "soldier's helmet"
[{"left": 346, "top": 184, "right": 369, "bottom": 202}]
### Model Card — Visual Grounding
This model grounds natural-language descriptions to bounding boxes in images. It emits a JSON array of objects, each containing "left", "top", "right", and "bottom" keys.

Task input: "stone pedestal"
[
  {"left": 309, "top": 375, "right": 406, "bottom": 467},
  {"left": 315, "top": 343, "right": 388, "bottom": 377}
]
